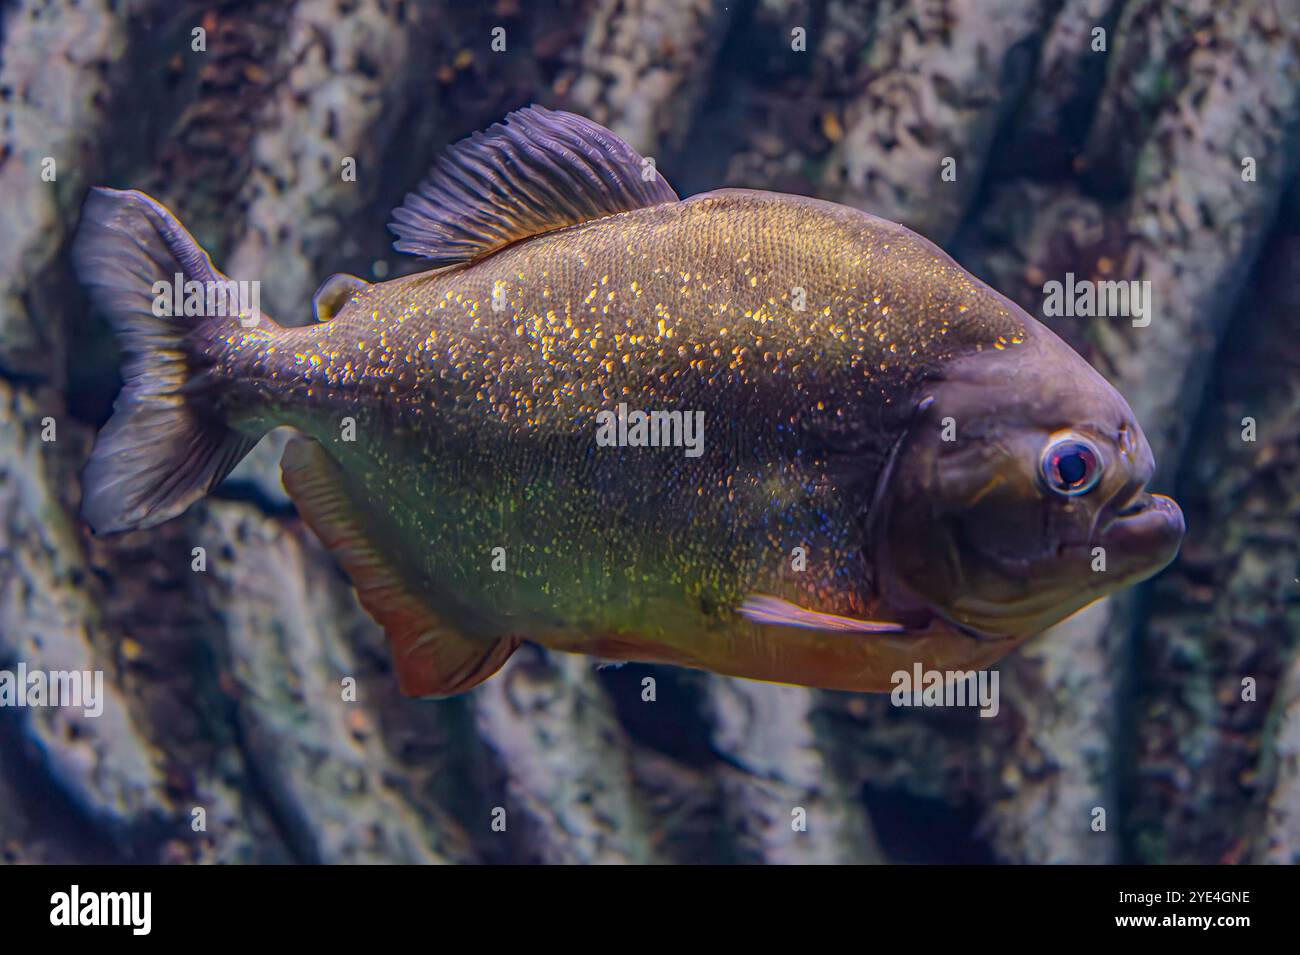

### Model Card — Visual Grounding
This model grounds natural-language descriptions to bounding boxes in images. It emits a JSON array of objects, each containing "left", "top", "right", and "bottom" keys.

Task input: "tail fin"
[{"left": 73, "top": 187, "right": 264, "bottom": 534}]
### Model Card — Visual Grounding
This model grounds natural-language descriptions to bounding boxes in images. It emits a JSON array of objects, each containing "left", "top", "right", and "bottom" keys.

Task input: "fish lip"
[
  {"left": 1100, "top": 490, "right": 1185, "bottom": 554},
  {"left": 1105, "top": 480, "right": 1162, "bottom": 524},
  {"left": 1137, "top": 492, "right": 1184, "bottom": 528},
  {"left": 1115, "top": 491, "right": 1181, "bottom": 524},
  {"left": 1115, "top": 491, "right": 1150, "bottom": 518}
]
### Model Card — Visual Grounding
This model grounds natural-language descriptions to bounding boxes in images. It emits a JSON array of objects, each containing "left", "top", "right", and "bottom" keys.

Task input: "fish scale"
[{"left": 236, "top": 190, "right": 1026, "bottom": 428}]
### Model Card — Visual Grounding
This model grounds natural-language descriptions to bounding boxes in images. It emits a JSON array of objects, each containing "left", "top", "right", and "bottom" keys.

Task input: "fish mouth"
[
  {"left": 1114, "top": 492, "right": 1150, "bottom": 518},
  {"left": 1100, "top": 489, "right": 1185, "bottom": 576},
  {"left": 1107, "top": 485, "right": 1179, "bottom": 523}
]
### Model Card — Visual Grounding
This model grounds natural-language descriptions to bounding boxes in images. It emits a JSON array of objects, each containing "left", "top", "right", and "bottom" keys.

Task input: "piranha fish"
[{"left": 73, "top": 105, "right": 1184, "bottom": 697}]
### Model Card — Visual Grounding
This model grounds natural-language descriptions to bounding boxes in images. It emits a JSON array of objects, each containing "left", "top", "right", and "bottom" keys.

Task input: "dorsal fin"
[
  {"left": 312, "top": 273, "right": 368, "bottom": 322},
  {"left": 388, "top": 105, "right": 678, "bottom": 265}
]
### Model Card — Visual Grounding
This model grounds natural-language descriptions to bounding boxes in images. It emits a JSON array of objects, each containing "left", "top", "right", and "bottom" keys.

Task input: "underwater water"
[{"left": 0, "top": 0, "right": 1297, "bottom": 875}]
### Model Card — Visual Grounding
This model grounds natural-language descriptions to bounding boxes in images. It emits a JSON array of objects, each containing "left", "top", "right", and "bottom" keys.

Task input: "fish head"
[{"left": 870, "top": 329, "right": 1184, "bottom": 638}]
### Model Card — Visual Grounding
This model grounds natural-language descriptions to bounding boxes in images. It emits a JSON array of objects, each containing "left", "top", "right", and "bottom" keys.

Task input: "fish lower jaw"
[{"left": 938, "top": 588, "right": 1108, "bottom": 641}]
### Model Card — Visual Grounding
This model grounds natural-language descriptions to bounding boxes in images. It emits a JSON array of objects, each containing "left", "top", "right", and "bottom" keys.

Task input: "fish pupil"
[{"left": 1058, "top": 452, "right": 1087, "bottom": 486}]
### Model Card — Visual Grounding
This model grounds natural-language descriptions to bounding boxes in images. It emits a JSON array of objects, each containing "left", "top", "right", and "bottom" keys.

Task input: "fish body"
[{"left": 74, "top": 107, "right": 1184, "bottom": 696}]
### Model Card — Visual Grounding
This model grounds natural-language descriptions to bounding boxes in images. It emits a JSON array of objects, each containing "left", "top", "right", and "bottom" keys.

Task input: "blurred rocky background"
[{"left": 1, "top": 0, "right": 1298, "bottom": 864}]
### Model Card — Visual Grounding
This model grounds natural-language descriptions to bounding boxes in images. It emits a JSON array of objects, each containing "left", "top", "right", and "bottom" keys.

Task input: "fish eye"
[{"left": 1039, "top": 435, "right": 1102, "bottom": 496}]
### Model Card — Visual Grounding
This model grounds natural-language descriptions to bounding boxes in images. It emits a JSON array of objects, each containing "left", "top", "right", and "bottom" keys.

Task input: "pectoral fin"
[
  {"left": 738, "top": 594, "right": 906, "bottom": 634},
  {"left": 281, "top": 437, "right": 518, "bottom": 697}
]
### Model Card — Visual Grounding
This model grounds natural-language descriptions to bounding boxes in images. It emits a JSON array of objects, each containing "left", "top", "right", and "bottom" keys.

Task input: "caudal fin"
[{"left": 73, "top": 187, "right": 265, "bottom": 534}]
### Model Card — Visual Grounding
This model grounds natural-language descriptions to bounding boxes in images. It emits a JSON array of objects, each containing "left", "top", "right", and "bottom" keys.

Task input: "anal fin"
[{"left": 280, "top": 437, "right": 518, "bottom": 697}]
